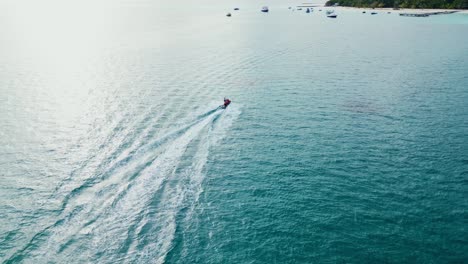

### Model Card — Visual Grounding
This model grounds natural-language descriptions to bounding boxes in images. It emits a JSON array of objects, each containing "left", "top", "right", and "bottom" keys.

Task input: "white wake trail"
[
  {"left": 84, "top": 108, "right": 224, "bottom": 262},
  {"left": 18, "top": 106, "right": 227, "bottom": 263},
  {"left": 132, "top": 105, "right": 241, "bottom": 264}
]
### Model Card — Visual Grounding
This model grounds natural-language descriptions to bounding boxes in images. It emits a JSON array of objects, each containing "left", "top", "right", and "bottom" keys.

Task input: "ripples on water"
[{"left": 1, "top": 0, "right": 468, "bottom": 263}]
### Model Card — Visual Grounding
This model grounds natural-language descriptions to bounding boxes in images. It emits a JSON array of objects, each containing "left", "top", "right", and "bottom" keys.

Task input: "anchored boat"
[{"left": 326, "top": 10, "right": 337, "bottom": 18}]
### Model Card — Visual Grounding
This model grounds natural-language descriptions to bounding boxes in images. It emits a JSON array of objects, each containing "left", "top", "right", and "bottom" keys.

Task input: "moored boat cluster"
[
  {"left": 225, "top": 6, "right": 458, "bottom": 18},
  {"left": 226, "top": 5, "right": 340, "bottom": 18}
]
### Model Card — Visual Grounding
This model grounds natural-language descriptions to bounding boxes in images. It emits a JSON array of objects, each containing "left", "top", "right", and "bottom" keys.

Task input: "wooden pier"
[
  {"left": 400, "top": 13, "right": 429, "bottom": 17},
  {"left": 400, "top": 10, "right": 457, "bottom": 17}
]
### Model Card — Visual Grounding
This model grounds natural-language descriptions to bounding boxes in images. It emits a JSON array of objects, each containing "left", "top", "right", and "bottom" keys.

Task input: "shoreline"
[{"left": 328, "top": 6, "right": 468, "bottom": 14}]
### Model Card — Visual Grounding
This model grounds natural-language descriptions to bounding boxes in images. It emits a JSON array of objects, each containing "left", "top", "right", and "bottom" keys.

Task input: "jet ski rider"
[{"left": 223, "top": 98, "right": 231, "bottom": 108}]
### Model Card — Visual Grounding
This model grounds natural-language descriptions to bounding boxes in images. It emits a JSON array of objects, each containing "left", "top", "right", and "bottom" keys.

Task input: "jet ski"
[{"left": 221, "top": 98, "right": 231, "bottom": 109}]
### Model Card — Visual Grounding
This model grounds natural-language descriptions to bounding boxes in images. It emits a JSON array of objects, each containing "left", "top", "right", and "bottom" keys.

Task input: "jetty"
[
  {"left": 400, "top": 10, "right": 457, "bottom": 17},
  {"left": 426, "top": 10, "right": 458, "bottom": 15},
  {"left": 399, "top": 13, "right": 429, "bottom": 17}
]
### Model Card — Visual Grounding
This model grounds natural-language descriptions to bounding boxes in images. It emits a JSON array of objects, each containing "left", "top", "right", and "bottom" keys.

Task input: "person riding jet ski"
[{"left": 222, "top": 98, "right": 231, "bottom": 109}]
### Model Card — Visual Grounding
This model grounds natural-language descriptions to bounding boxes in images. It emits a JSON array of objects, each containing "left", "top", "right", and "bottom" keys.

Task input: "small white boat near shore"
[
  {"left": 261, "top": 6, "right": 269, "bottom": 12},
  {"left": 326, "top": 10, "right": 337, "bottom": 18}
]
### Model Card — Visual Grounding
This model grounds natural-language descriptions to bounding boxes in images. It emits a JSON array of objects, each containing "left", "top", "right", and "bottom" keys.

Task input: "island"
[{"left": 325, "top": 0, "right": 468, "bottom": 9}]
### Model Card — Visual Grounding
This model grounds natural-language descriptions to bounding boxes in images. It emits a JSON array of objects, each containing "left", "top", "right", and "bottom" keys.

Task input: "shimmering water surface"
[{"left": 1, "top": 0, "right": 467, "bottom": 263}]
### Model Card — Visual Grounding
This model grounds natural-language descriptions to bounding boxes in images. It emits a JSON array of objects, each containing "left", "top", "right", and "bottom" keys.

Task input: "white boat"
[
  {"left": 261, "top": 6, "right": 269, "bottom": 12},
  {"left": 327, "top": 11, "right": 337, "bottom": 18}
]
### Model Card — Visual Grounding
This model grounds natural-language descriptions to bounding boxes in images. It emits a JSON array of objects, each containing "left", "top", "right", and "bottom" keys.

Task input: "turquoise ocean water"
[{"left": 1, "top": 0, "right": 467, "bottom": 263}]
